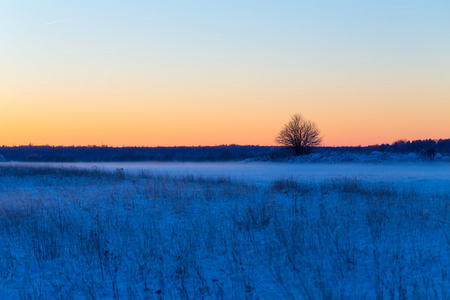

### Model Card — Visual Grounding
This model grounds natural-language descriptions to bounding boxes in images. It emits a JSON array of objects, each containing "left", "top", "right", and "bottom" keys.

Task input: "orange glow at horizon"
[{"left": 2, "top": 81, "right": 448, "bottom": 147}]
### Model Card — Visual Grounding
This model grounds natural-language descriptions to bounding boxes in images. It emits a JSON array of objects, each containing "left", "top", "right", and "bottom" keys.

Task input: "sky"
[{"left": 1, "top": 1, "right": 449, "bottom": 147}]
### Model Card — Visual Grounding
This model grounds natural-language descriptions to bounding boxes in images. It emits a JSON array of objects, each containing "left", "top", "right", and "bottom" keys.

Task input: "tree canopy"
[{"left": 275, "top": 113, "right": 322, "bottom": 155}]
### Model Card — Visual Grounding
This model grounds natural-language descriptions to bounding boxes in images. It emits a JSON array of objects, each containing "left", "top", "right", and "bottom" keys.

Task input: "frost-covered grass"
[{"left": 0, "top": 165, "right": 449, "bottom": 299}]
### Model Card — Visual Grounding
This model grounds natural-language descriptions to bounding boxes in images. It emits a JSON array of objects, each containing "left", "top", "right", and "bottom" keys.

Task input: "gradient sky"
[{"left": 2, "top": 1, "right": 449, "bottom": 146}]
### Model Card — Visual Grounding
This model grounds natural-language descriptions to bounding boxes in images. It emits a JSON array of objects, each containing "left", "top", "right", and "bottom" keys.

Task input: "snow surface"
[{"left": 1, "top": 161, "right": 449, "bottom": 298}]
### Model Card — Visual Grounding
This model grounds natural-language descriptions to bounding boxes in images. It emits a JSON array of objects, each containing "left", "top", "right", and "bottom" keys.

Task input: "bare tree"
[{"left": 275, "top": 113, "right": 322, "bottom": 155}]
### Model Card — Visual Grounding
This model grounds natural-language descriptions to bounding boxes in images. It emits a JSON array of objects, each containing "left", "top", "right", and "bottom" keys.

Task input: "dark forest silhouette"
[
  {"left": 0, "top": 145, "right": 271, "bottom": 162},
  {"left": 0, "top": 139, "right": 449, "bottom": 162}
]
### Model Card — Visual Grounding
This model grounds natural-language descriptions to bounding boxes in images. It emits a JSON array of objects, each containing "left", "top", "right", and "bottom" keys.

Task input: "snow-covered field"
[{"left": 0, "top": 162, "right": 449, "bottom": 298}]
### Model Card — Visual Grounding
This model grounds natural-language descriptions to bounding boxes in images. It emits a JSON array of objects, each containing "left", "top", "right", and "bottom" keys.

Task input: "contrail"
[{"left": 46, "top": 19, "right": 72, "bottom": 25}]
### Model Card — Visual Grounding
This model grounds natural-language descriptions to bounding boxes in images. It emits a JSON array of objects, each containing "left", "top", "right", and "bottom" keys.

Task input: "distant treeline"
[
  {"left": 0, "top": 145, "right": 276, "bottom": 162},
  {"left": 321, "top": 139, "right": 450, "bottom": 156},
  {"left": 370, "top": 139, "right": 450, "bottom": 155},
  {"left": 1, "top": 139, "right": 448, "bottom": 162}
]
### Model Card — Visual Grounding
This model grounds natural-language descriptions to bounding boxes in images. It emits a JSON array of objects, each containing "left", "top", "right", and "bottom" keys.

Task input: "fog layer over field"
[{"left": 5, "top": 161, "right": 450, "bottom": 192}]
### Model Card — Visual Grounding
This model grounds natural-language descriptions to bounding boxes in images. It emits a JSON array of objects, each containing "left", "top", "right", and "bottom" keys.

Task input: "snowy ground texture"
[{"left": 0, "top": 162, "right": 449, "bottom": 299}]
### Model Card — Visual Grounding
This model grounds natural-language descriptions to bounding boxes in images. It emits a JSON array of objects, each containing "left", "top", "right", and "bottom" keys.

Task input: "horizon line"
[{"left": 2, "top": 139, "right": 448, "bottom": 149}]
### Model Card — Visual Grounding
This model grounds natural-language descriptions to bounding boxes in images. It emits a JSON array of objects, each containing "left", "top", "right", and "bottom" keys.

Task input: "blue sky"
[{"left": 2, "top": 1, "right": 449, "bottom": 146}]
